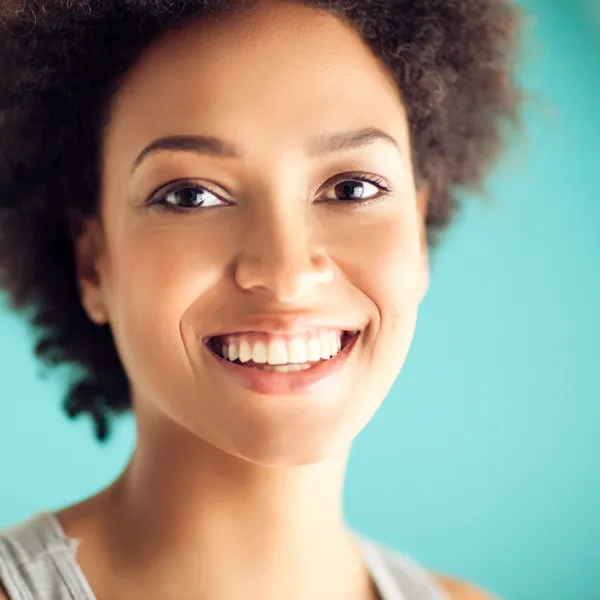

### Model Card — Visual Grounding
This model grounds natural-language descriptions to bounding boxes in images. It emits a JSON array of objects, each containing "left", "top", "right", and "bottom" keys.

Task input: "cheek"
[
  {"left": 336, "top": 209, "right": 424, "bottom": 315},
  {"left": 101, "top": 220, "right": 230, "bottom": 387},
  {"left": 334, "top": 209, "right": 424, "bottom": 380}
]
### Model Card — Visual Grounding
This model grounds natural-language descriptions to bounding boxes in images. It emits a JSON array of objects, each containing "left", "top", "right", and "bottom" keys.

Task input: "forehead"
[{"left": 104, "top": 0, "right": 409, "bottom": 167}]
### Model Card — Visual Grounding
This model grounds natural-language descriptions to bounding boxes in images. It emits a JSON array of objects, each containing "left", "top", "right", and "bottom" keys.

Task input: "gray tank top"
[{"left": 0, "top": 512, "right": 449, "bottom": 600}]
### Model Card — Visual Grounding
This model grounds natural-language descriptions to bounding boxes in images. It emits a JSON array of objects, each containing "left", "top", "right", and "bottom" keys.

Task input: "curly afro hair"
[{"left": 0, "top": 0, "right": 522, "bottom": 441}]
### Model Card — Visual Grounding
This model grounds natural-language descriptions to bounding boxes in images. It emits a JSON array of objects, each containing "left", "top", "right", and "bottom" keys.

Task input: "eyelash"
[{"left": 144, "top": 172, "right": 394, "bottom": 212}]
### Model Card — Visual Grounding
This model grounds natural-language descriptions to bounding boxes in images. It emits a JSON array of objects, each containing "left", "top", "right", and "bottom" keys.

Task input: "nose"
[{"left": 234, "top": 212, "right": 334, "bottom": 303}]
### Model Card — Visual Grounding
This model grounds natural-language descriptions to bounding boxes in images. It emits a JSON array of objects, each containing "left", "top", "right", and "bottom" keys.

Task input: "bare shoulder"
[
  {"left": 435, "top": 575, "right": 498, "bottom": 600},
  {"left": 0, "top": 583, "right": 9, "bottom": 600}
]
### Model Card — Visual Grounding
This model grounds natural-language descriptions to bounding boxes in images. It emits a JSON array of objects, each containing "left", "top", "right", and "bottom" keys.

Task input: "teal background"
[{"left": 1, "top": 1, "right": 599, "bottom": 599}]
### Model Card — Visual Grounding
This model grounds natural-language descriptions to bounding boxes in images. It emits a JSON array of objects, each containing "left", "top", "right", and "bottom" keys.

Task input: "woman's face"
[{"left": 81, "top": 0, "right": 429, "bottom": 466}]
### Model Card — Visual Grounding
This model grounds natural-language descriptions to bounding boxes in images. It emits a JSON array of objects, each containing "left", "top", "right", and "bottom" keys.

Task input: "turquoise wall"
[{"left": 1, "top": 2, "right": 598, "bottom": 599}]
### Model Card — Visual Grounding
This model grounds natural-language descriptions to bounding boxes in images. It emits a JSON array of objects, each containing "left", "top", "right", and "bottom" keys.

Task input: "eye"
[
  {"left": 321, "top": 173, "right": 393, "bottom": 204},
  {"left": 147, "top": 180, "right": 229, "bottom": 211}
]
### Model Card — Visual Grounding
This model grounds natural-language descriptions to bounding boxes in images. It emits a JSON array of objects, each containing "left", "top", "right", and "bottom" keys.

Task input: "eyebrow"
[{"left": 130, "top": 127, "right": 400, "bottom": 174}]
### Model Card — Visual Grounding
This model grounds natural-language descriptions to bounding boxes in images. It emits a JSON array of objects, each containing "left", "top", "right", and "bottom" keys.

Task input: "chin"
[
  {"left": 230, "top": 441, "right": 348, "bottom": 468},
  {"left": 192, "top": 415, "right": 361, "bottom": 469}
]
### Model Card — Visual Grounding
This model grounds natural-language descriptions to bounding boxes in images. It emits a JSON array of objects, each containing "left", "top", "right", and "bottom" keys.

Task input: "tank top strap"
[
  {"left": 0, "top": 512, "right": 96, "bottom": 600},
  {"left": 356, "top": 535, "right": 449, "bottom": 600}
]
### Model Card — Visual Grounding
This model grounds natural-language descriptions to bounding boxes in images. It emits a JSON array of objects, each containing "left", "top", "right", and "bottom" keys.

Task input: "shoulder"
[{"left": 435, "top": 576, "right": 497, "bottom": 600}]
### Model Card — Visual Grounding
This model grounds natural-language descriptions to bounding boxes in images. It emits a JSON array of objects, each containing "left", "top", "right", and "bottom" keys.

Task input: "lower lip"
[{"left": 204, "top": 334, "right": 360, "bottom": 395}]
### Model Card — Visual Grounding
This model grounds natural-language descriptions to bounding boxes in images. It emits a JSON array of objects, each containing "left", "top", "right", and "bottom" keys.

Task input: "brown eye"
[
  {"left": 163, "top": 186, "right": 222, "bottom": 209},
  {"left": 146, "top": 180, "right": 229, "bottom": 211},
  {"left": 322, "top": 173, "right": 392, "bottom": 204},
  {"left": 332, "top": 180, "right": 377, "bottom": 201}
]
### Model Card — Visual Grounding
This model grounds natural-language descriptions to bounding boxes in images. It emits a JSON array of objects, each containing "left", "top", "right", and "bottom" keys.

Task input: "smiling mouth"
[{"left": 206, "top": 330, "right": 360, "bottom": 373}]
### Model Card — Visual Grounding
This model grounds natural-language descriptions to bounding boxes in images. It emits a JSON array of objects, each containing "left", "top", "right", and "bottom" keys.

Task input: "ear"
[
  {"left": 416, "top": 184, "right": 430, "bottom": 303},
  {"left": 67, "top": 208, "right": 109, "bottom": 326}
]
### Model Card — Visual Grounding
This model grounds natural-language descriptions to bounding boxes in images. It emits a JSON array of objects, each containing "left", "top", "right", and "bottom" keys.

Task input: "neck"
[{"left": 69, "top": 418, "right": 374, "bottom": 600}]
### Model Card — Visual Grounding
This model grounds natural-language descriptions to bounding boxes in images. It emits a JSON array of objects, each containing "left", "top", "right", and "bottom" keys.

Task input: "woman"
[{"left": 0, "top": 0, "right": 521, "bottom": 598}]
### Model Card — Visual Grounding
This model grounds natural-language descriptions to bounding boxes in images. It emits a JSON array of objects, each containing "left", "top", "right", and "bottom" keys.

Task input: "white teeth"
[
  {"left": 216, "top": 330, "right": 349, "bottom": 367},
  {"left": 239, "top": 339, "right": 252, "bottom": 363},
  {"left": 288, "top": 337, "right": 308, "bottom": 363},
  {"left": 267, "top": 340, "right": 288, "bottom": 365},
  {"left": 262, "top": 363, "right": 312, "bottom": 373},
  {"left": 307, "top": 337, "right": 322, "bottom": 362},
  {"left": 328, "top": 332, "right": 338, "bottom": 356},
  {"left": 319, "top": 332, "right": 331, "bottom": 360},
  {"left": 286, "top": 364, "right": 309, "bottom": 373},
  {"left": 252, "top": 341, "right": 268, "bottom": 364}
]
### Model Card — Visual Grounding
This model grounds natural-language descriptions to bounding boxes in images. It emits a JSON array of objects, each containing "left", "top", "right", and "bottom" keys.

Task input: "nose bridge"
[
  {"left": 234, "top": 198, "right": 333, "bottom": 301},
  {"left": 258, "top": 201, "right": 309, "bottom": 262}
]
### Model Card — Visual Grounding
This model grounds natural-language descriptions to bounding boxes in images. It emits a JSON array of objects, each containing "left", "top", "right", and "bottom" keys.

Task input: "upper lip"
[{"left": 202, "top": 314, "right": 364, "bottom": 341}]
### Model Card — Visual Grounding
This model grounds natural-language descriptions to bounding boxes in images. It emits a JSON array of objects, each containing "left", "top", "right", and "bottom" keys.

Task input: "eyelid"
[
  {"left": 145, "top": 178, "right": 232, "bottom": 207},
  {"left": 316, "top": 171, "right": 394, "bottom": 203},
  {"left": 322, "top": 171, "right": 393, "bottom": 192}
]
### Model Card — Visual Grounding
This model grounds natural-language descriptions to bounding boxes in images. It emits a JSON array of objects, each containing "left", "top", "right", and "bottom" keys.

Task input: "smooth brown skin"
[{"left": 1, "top": 1, "right": 492, "bottom": 599}]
